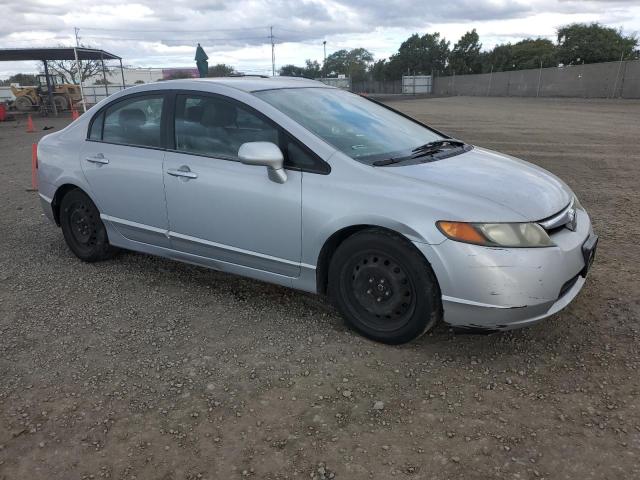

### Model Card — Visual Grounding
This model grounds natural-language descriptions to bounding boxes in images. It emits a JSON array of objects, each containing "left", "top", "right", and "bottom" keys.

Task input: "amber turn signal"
[{"left": 436, "top": 221, "right": 487, "bottom": 245}]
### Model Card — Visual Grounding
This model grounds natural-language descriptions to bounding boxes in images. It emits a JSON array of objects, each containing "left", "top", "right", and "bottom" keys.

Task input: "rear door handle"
[
  {"left": 85, "top": 153, "right": 109, "bottom": 165},
  {"left": 167, "top": 167, "right": 198, "bottom": 179}
]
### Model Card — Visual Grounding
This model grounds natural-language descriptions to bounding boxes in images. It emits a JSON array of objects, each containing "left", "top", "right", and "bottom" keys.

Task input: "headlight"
[
  {"left": 437, "top": 221, "right": 554, "bottom": 248},
  {"left": 573, "top": 195, "right": 585, "bottom": 211}
]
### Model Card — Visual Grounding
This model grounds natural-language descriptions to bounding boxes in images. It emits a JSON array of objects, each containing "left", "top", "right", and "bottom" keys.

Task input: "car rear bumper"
[
  {"left": 414, "top": 208, "right": 595, "bottom": 331},
  {"left": 39, "top": 192, "right": 56, "bottom": 224}
]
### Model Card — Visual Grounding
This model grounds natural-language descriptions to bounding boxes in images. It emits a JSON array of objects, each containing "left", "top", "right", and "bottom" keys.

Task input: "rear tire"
[
  {"left": 59, "top": 189, "right": 116, "bottom": 262},
  {"left": 328, "top": 229, "right": 441, "bottom": 344},
  {"left": 53, "top": 95, "right": 68, "bottom": 111}
]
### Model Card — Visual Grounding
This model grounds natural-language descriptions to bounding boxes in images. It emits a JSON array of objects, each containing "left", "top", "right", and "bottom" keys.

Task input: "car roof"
[{"left": 175, "top": 76, "right": 330, "bottom": 93}]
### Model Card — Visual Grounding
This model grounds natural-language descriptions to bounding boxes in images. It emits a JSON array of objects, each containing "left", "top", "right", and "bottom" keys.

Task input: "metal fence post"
[
  {"left": 486, "top": 65, "right": 493, "bottom": 96},
  {"left": 618, "top": 60, "right": 629, "bottom": 98},
  {"left": 536, "top": 60, "right": 543, "bottom": 97},
  {"left": 610, "top": 51, "right": 625, "bottom": 98}
]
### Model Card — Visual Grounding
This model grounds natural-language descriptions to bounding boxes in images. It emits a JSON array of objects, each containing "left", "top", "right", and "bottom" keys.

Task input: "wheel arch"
[
  {"left": 51, "top": 183, "right": 91, "bottom": 226},
  {"left": 315, "top": 224, "right": 439, "bottom": 296}
]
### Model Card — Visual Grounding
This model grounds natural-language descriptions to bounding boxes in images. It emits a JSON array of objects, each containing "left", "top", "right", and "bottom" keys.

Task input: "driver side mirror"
[{"left": 238, "top": 142, "right": 287, "bottom": 184}]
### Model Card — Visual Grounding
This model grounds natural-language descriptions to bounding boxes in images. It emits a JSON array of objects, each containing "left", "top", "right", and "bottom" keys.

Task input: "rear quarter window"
[{"left": 88, "top": 111, "right": 104, "bottom": 140}]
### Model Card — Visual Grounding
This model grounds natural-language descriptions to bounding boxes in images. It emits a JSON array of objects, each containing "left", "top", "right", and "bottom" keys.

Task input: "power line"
[
  {"left": 81, "top": 35, "right": 271, "bottom": 43},
  {"left": 80, "top": 26, "right": 270, "bottom": 33}
]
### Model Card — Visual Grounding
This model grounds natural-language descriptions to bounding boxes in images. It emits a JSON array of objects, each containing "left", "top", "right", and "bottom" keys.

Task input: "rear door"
[
  {"left": 81, "top": 93, "right": 170, "bottom": 247},
  {"left": 163, "top": 92, "right": 302, "bottom": 277}
]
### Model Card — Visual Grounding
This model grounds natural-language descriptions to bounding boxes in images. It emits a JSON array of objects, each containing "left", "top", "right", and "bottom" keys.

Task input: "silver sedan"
[{"left": 37, "top": 77, "right": 597, "bottom": 343}]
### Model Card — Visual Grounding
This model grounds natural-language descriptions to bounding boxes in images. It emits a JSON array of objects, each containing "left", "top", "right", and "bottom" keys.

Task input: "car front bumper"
[{"left": 414, "top": 208, "right": 595, "bottom": 331}]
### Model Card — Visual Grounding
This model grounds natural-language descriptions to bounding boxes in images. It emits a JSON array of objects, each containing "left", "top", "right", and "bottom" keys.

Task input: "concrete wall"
[
  {"left": 351, "top": 79, "right": 402, "bottom": 94},
  {"left": 433, "top": 60, "right": 640, "bottom": 99}
]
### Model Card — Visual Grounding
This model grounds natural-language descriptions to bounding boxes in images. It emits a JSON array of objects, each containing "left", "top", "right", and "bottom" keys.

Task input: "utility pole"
[
  {"left": 270, "top": 26, "right": 275, "bottom": 77},
  {"left": 323, "top": 40, "right": 327, "bottom": 77}
]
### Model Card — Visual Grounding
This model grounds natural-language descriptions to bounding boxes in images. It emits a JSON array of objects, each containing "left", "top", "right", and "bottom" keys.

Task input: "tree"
[
  {"left": 303, "top": 59, "right": 321, "bottom": 78},
  {"left": 280, "top": 60, "right": 321, "bottom": 78},
  {"left": 557, "top": 23, "right": 638, "bottom": 65},
  {"left": 449, "top": 29, "right": 482, "bottom": 75},
  {"left": 48, "top": 45, "right": 103, "bottom": 84},
  {"left": 324, "top": 48, "right": 374, "bottom": 81},
  {"left": 167, "top": 70, "right": 196, "bottom": 80},
  {"left": 279, "top": 64, "right": 306, "bottom": 76},
  {"left": 0, "top": 73, "right": 37, "bottom": 86},
  {"left": 386, "top": 33, "right": 450, "bottom": 78},
  {"left": 481, "top": 43, "right": 514, "bottom": 72},
  {"left": 483, "top": 38, "right": 557, "bottom": 72},
  {"left": 208, "top": 63, "right": 236, "bottom": 77},
  {"left": 511, "top": 38, "right": 556, "bottom": 69},
  {"left": 369, "top": 59, "right": 389, "bottom": 81}
]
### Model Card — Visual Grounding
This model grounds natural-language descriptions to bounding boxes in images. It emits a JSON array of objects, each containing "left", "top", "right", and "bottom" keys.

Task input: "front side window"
[
  {"left": 174, "top": 94, "right": 278, "bottom": 159},
  {"left": 101, "top": 95, "right": 164, "bottom": 148},
  {"left": 255, "top": 87, "right": 444, "bottom": 164}
]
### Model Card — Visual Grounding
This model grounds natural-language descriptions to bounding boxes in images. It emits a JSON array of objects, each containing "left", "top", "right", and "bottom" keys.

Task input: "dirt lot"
[{"left": 1, "top": 97, "right": 639, "bottom": 480}]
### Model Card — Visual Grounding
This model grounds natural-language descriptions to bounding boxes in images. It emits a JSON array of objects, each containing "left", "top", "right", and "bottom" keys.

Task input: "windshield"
[{"left": 255, "top": 87, "right": 444, "bottom": 164}]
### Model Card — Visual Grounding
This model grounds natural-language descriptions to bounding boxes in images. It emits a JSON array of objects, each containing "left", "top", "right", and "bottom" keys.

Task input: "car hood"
[{"left": 384, "top": 146, "right": 572, "bottom": 221}]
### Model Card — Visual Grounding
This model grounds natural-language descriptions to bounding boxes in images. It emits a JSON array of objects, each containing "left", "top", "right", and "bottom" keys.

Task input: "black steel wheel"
[
  {"left": 59, "top": 189, "right": 116, "bottom": 262},
  {"left": 329, "top": 229, "right": 441, "bottom": 344}
]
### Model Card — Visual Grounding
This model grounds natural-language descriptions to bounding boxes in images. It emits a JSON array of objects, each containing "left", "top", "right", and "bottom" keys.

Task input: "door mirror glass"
[{"left": 238, "top": 142, "right": 287, "bottom": 183}]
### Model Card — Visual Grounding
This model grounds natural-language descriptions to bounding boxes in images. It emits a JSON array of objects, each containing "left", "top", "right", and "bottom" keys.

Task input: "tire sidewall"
[
  {"left": 60, "top": 190, "right": 113, "bottom": 262},
  {"left": 329, "top": 230, "right": 441, "bottom": 344}
]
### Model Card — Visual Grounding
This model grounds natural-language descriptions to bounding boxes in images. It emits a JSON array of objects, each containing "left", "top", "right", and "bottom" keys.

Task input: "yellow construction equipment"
[{"left": 11, "top": 74, "right": 82, "bottom": 112}]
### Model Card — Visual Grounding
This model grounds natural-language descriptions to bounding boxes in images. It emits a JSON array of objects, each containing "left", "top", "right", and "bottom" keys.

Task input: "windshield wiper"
[
  {"left": 373, "top": 139, "right": 466, "bottom": 167},
  {"left": 372, "top": 156, "right": 412, "bottom": 166},
  {"left": 411, "top": 139, "right": 465, "bottom": 155}
]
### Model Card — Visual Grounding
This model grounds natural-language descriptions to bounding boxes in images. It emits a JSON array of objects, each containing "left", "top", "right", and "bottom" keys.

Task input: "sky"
[{"left": 0, "top": 0, "right": 639, "bottom": 78}]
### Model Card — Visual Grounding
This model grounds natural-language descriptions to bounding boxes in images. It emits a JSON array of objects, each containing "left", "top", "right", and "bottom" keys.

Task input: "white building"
[{"left": 86, "top": 67, "right": 199, "bottom": 86}]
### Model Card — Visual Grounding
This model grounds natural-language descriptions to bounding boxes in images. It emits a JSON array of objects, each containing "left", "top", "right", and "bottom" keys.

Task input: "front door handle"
[
  {"left": 85, "top": 153, "right": 109, "bottom": 165},
  {"left": 167, "top": 166, "right": 198, "bottom": 179}
]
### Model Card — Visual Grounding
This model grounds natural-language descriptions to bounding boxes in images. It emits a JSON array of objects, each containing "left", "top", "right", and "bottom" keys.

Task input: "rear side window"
[
  {"left": 174, "top": 94, "right": 279, "bottom": 159},
  {"left": 101, "top": 95, "right": 164, "bottom": 148}
]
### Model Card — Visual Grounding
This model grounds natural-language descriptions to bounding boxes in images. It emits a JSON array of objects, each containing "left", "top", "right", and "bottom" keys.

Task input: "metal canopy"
[
  {"left": 0, "top": 47, "right": 121, "bottom": 62},
  {"left": 0, "top": 47, "right": 125, "bottom": 116}
]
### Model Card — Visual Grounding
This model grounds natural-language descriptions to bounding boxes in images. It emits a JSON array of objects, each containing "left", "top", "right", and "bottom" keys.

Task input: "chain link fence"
[{"left": 432, "top": 60, "right": 640, "bottom": 99}]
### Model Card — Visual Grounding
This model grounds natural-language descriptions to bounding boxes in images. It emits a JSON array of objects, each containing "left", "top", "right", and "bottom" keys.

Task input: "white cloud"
[{"left": 0, "top": 0, "right": 638, "bottom": 77}]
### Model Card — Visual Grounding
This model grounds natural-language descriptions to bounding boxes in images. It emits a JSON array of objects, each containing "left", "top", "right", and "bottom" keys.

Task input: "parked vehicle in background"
[
  {"left": 11, "top": 74, "right": 81, "bottom": 112},
  {"left": 36, "top": 77, "right": 597, "bottom": 343}
]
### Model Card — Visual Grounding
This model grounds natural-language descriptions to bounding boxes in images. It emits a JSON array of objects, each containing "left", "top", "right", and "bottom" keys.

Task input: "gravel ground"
[{"left": 1, "top": 97, "right": 639, "bottom": 480}]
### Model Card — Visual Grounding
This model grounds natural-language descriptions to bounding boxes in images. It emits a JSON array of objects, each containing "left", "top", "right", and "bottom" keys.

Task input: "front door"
[
  {"left": 81, "top": 93, "right": 169, "bottom": 247},
  {"left": 163, "top": 93, "right": 302, "bottom": 277}
]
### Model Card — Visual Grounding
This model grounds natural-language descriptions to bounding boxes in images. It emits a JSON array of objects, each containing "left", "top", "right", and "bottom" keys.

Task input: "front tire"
[
  {"left": 15, "top": 96, "right": 33, "bottom": 112},
  {"left": 59, "top": 189, "right": 116, "bottom": 262},
  {"left": 328, "top": 229, "right": 441, "bottom": 344}
]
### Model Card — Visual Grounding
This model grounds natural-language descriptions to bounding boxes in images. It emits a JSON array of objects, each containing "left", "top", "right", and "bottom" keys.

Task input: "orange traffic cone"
[
  {"left": 26, "top": 114, "right": 35, "bottom": 133},
  {"left": 71, "top": 108, "right": 79, "bottom": 121}
]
